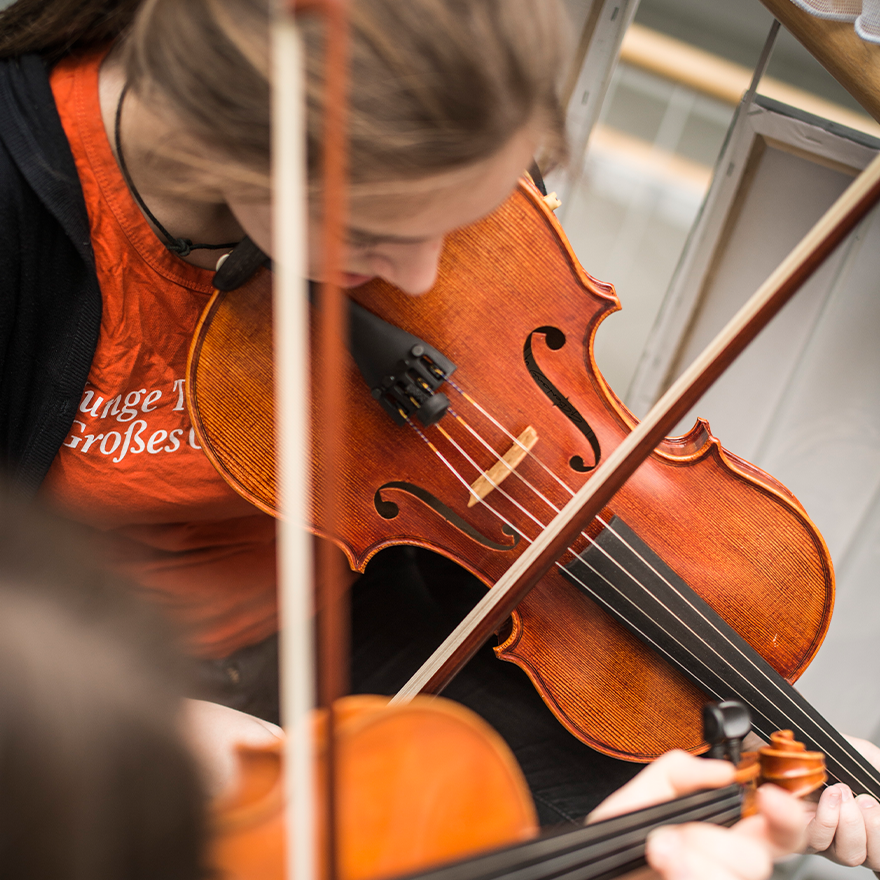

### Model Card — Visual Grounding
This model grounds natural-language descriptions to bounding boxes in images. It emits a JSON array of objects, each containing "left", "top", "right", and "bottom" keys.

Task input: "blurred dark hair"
[
  {"left": 0, "top": 0, "right": 141, "bottom": 61},
  {"left": 0, "top": 491, "right": 208, "bottom": 880}
]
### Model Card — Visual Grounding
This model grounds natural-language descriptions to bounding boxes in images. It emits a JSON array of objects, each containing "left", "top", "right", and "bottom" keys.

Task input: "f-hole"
[
  {"left": 523, "top": 326, "right": 601, "bottom": 472},
  {"left": 374, "top": 482, "right": 520, "bottom": 551}
]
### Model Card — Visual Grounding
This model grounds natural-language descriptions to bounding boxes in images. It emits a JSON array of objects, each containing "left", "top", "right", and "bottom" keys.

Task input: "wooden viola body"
[
  {"left": 209, "top": 695, "right": 536, "bottom": 880},
  {"left": 188, "top": 179, "right": 834, "bottom": 760}
]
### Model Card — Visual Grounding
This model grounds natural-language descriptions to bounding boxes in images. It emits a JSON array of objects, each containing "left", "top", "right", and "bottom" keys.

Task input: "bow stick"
[
  {"left": 272, "top": 7, "right": 314, "bottom": 879},
  {"left": 273, "top": 1, "right": 350, "bottom": 878}
]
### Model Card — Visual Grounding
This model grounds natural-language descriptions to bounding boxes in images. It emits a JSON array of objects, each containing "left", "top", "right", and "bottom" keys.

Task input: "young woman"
[
  {"left": 0, "top": 0, "right": 624, "bottom": 817},
  {"left": 0, "top": 0, "right": 875, "bottom": 871},
  {"left": 0, "top": 0, "right": 562, "bottom": 712}
]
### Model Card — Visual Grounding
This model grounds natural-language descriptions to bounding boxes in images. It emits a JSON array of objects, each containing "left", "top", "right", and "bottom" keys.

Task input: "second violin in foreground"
[{"left": 210, "top": 697, "right": 826, "bottom": 880}]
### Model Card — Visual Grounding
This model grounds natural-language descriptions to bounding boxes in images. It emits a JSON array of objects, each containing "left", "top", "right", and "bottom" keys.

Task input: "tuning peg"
[{"left": 702, "top": 700, "right": 752, "bottom": 765}]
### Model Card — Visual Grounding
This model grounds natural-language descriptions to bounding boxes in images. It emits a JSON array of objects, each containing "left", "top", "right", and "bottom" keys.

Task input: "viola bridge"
[{"left": 468, "top": 426, "right": 539, "bottom": 507}]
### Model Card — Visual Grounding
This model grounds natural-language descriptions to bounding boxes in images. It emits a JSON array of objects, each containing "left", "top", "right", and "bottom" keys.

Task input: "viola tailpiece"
[{"left": 347, "top": 300, "right": 456, "bottom": 428}]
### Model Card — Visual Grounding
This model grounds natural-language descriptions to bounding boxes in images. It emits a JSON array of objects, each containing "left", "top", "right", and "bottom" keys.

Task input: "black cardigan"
[{"left": 0, "top": 54, "right": 102, "bottom": 493}]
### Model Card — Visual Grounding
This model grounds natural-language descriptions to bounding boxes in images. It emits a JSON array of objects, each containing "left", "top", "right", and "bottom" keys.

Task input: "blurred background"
[
  {"left": 551, "top": 4, "right": 880, "bottom": 879},
  {"left": 556, "top": 0, "right": 878, "bottom": 397}
]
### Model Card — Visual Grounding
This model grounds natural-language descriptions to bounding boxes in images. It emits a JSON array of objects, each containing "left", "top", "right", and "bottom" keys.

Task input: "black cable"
[{"left": 114, "top": 83, "right": 240, "bottom": 258}]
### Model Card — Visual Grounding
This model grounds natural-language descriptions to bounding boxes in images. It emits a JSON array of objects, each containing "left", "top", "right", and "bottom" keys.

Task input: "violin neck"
[
  {"left": 405, "top": 785, "right": 742, "bottom": 880},
  {"left": 562, "top": 516, "right": 880, "bottom": 798}
]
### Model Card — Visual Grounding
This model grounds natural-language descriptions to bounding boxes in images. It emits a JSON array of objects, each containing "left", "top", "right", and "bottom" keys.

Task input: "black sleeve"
[{"left": 0, "top": 55, "right": 101, "bottom": 493}]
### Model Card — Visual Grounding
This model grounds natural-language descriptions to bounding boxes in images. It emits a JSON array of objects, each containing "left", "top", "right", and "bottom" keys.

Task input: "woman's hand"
[
  {"left": 181, "top": 698, "right": 283, "bottom": 797},
  {"left": 587, "top": 750, "right": 737, "bottom": 822},
  {"left": 804, "top": 736, "right": 880, "bottom": 870},
  {"left": 645, "top": 784, "right": 806, "bottom": 880},
  {"left": 588, "top": 750, "right": 807, "bottom": 880}
]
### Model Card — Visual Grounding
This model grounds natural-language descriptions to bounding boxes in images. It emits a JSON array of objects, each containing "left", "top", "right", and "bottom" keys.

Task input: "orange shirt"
[{"left": 43, "top": 49, "right": 278, "bottom": 659}]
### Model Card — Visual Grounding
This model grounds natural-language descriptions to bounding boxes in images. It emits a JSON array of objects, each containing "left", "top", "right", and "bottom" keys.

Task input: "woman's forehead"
[{"left": 344, "top": 126, "right": 539, "bottom": 239}]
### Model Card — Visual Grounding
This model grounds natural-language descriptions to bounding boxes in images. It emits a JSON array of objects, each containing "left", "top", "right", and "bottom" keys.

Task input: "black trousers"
[{"left": 193, "top": 545, "right": 640, "bottom": 827}]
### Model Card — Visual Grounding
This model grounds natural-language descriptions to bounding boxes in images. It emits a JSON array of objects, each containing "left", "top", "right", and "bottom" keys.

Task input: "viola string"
[
  {"left": 548, "top": 559, "right": 723, "bottom": 698},
  {"left": 445, "top": 394, "right": 725, "bottom": 630},
  {"left": 447, "top": 379, "right": 574, "bottom": 495},
  {"left": 426, "top": 406, "right": 761, "bottom": 673},
  {"left": 433, "top": 396, "right": 711, "bottom": 625},
  {"left": 433, "top": 415, "right": 652, "bottom": 607},
  {"left": 554, "top": 553, "right": 880, "bottom": 788},
  {"left": 414, "top": 395, "right": 880, "bottom": 786},
  {"left": 415, "top": 414, "right": 683, "bottom": 625},
  {"left": 444, "top": 388, "right": 835, "bottom": 742},
  {"left": 446, "top": 389, "right": 655, "bottom": 570},
  {"left": 415, "top": 414, "right": 724, "bottom": 699},
  {"left": 414, "top": 786, "right": 742, "bottom": 880}
]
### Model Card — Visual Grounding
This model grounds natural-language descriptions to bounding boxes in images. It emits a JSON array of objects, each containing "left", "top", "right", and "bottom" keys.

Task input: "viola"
[
  {"left": 210, "top": 694, "right": 536, "bottom": 880},
  {"left": 209, "top": 696, "right": 826, "bottom": 880},
  {"left": 188, "top": 178, "right": 833, "bottom": 762}
]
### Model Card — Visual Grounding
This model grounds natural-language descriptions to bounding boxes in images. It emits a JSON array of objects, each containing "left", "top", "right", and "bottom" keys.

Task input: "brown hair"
[
  {"left": 0, "top": 493, "right": 208, "bottom": 880},
  {"left": 123, "top": 0, "right": 569, "bottom": 193},
  {"left": 1, "top": 0, "right": 568, "bottom": 193}
]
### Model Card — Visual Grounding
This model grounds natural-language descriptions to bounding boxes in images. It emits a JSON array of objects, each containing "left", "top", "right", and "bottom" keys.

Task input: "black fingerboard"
[
  {"left": 560, "top": 516, "right": 880, "bottom": 797},
  {"left": 404, "top": 785, "right": 741, "bottom": 880}
]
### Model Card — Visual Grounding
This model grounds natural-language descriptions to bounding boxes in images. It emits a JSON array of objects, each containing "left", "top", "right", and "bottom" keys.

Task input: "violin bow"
[
  {"left": 393, "top": 150, "right": 880, "bottom": 703},
  {"left": 273, "top": 0, "right": 350, "bottom": 878},
  {"left": 271, "top": 4, "right": 315, "bottom": 879}
]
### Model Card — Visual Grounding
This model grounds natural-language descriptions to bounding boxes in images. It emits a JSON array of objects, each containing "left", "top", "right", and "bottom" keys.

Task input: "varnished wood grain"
[
  {"left": 759, "top": 0, "right": 880, "bottom": 123},
  {"left": 188, "top": 181, "right": 835, "bottom": 761}
]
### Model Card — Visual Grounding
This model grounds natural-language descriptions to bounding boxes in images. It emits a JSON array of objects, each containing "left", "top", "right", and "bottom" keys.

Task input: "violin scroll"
[
  {"left": 756, "top": 730, "right": 827, "bottom": 799},
  {"left": 703, "top": 701, "right": 827, "bottom": 809},
  {"left": 733, "top": 730, "right": 827, "bottom": 817}
]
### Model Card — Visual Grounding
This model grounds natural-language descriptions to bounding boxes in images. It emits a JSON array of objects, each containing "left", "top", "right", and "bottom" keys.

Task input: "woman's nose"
[{"left": 370, "top": 238, "right": 444, "bottom": 295}]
